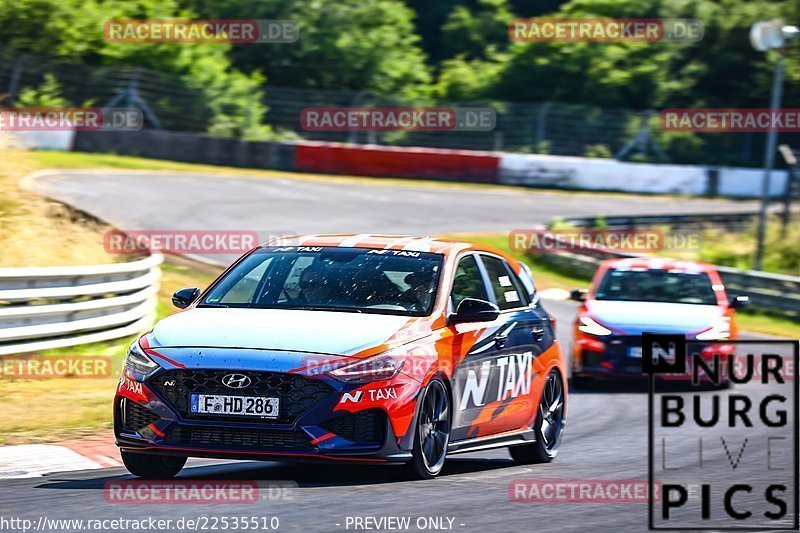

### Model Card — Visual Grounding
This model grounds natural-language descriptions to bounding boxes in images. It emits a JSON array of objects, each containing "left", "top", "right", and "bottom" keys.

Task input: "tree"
[
  {"left": 0, "top": 0, "right": 269, "bottom": 137},
  {"left": 191, "top": 0, "right": 432, "bottom": 97}
]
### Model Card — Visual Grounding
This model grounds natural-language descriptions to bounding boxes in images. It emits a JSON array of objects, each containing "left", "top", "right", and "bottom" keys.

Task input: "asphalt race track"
[
  {"left": 27, "top": 170, "right": 761, "bottom": 235},
  {"left": 2, "top": 170, "right": 791, "bottom": 533},
  {"left": 27, "top": 169, "right": 760, "bottom": 264}
]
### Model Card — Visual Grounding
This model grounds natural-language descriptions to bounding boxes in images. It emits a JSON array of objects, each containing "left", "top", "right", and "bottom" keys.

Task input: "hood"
[
  {"left": 586, "top": 300, "right": 724, "bottom": 335},
  {"left": 149, "top": 307, "right": 421, "bottom": 355}
]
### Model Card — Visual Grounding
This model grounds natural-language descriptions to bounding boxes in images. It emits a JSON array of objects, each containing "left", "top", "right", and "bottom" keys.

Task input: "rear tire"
[
  {"left": 406, "top": 378, "right": 451, "bottom": 479},
  {"left": 121, "top": 451, "right": 186, "bottom": 479},
  {"left": 510, "top": 369, "right": 565, "bottom": 464}
]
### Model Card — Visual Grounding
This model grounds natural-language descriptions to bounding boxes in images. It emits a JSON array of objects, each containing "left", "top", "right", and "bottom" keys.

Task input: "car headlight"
[
  {"left": 577, "top": 315, "right": 612, "bottom": 336},
  {"left": 695, "top": 317, "right": 731, "bottom": 341},
  {"left": 329, "top": 353, "right": 404, "bottom": 382},
  {"left": 124, "top": 339, "right": 160, "bottom": 374}
]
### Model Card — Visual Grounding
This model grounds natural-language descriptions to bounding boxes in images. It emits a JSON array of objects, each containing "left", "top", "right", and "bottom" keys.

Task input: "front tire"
[
  {"left": 510, "top": 369, "right": 565, "bottom": 464},
  {"left": 121, "top": 451, "right": 186, "bottom": 479},
  {"left": 407, "top": 378, "right": 451, "bottom": 479}
]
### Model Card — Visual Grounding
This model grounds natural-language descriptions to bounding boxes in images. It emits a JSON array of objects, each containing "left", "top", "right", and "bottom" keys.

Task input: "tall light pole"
[
  {"left": 750, "top": 19, "right": 798, "bottom": 271},
  {"left": 750, "top": 19, "right": 800, "bottom": 270}
]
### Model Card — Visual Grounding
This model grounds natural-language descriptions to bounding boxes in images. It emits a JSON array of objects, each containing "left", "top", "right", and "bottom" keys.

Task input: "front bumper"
[
  {"left": 114, "top": 367, "right": 418, "bottom": 463},
  {"left": 573, "top": 335, "right": 645, "bottom": 378},
  {"left": 572, "top": 335, "right": 733, "bottom": 380}
]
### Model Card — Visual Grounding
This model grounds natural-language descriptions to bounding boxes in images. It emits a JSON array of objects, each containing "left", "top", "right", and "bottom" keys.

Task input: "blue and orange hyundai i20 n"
[{"left": 115, "top": 235, "right": 567, "bottom": 479}]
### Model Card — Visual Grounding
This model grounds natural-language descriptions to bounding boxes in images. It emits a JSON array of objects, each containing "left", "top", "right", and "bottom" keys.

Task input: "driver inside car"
[{"left": 297, "top": 263, "right": 333, "bottom": 304}]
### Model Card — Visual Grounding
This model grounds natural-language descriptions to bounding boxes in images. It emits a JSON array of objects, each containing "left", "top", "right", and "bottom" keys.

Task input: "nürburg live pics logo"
[{"left": 644, "top": 333, "right": 799, "bottom": 531}]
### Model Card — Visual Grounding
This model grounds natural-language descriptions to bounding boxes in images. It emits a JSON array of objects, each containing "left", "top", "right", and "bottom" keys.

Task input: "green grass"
[{"left": 734, "top": 312, "right": 800, "bottom": 339}]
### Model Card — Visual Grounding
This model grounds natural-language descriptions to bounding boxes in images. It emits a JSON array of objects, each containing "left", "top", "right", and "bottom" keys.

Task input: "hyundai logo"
[{"left": 221, "top": 374, "right": 251, "bottom": 389}]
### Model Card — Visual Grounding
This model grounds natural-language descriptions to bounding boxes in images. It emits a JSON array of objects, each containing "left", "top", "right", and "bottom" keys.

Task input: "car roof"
[
  {"left": 261, "top": 234, "right": 509, "bottom": 259},
  {"left": 600, "top": 256, "right": 718, "bottom": 274}
]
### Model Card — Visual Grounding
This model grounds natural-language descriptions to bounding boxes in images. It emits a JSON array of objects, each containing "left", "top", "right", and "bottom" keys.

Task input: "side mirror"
[
  {"left": 173, "top": 287, "right": 200, "bottom": 309},
  {"left": 570, "top": 288, "right": 588, "bottom": 302},
  {"left": 729, "top": 295, "right": 750, "bottom": 308},
  {"left": 448, "top": 298, "right": 500, "bottom": 325}
]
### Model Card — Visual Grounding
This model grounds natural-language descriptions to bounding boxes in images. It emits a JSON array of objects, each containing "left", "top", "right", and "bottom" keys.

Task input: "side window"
[
  {"left": 518, "top": 263, "right": 538, "bottom": 304},
  {"left": 219, "top": 257, "right": 273, "bottom": 304},
  {"left": 451, "top": 255, "right": 489, "bottom": 309},
  {"left": 480, "top": 256, "right": 525, "bottom": 310}
]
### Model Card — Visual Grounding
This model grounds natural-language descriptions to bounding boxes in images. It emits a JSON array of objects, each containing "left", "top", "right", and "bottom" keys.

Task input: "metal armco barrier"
[
  {"left": 0, "top": 254, "right": 162, "bottom": 355},
  {"left": 716, "top": 266, "right": 800, "bottom": 317},
  {"left": 563, "top": 212, "right": 760, "bottom": 232}
]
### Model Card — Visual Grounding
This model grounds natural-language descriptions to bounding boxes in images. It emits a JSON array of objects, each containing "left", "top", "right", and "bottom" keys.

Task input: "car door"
[
  {"left": 447, "top": 253, "right": 505, "bottom": 441},
  {"left": 469, "top": 255, "right": 553, "bottom": 435}
]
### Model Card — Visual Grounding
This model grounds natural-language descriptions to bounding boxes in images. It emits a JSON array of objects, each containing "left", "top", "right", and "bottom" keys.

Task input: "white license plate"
[
  {"left": 190, "top": 394, "right": 279, "bottom": 418},
  {"left": 628, "top": 346, "right": 643, "bottom": 358}
]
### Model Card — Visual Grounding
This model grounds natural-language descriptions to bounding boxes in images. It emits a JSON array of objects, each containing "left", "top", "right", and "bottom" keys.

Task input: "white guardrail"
[{"left": 0, "top": 254, "right": 162, "bottom": 355}]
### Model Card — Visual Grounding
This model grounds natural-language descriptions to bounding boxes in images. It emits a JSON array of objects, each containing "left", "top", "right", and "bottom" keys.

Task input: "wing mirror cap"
[
  {"left": 729, "top": 294, "right": 750, "bottom": 308},
  {"left": 448, "top": 298, "right": 500, "bottom": 326},
  {"left": 173, "top": 287, "right": 201, "bottom": 309},
  {"left": 570, "top": 288, "right": 588, "bottom": 301}
]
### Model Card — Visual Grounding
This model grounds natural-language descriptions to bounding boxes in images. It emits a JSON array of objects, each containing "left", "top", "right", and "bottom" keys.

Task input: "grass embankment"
[
  {"left": 0, "top": 148, "right": 119, "bottom": 267},
  {"left": 0, "top": 147, "right": 220, "bottom": 443}
]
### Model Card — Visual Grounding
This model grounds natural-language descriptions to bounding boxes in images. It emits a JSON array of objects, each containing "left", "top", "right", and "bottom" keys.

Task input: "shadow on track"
[{"left": 33, "top": 455, "right": 521, "bottom": 490}]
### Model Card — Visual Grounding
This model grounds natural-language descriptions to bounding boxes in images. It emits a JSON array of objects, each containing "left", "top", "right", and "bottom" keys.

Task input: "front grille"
[
  {"left": 148, "top": 369, "right": 334, "bottom": 423},
  {"left": 321, "top": 409, "right": 386, "bottom": 443},
  {"left": 165, "top": 426, "right": 312, "bottom": 451},
  {"left": 123, "top": 399, "right": 160, "bottom": 432}
]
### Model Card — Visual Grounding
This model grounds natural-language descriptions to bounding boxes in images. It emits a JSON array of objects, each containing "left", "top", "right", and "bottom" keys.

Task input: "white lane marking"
[
  {"left": 0, "top": 445, "right": 102, "bottom": 479},
  {"left": 455, "top": 466, "right": 534, "bottom": 482}
]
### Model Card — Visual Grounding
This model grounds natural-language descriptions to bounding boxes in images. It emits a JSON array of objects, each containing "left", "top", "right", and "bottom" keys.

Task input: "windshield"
[
  {"left": 200, "top": 246, "right": 443, "bottom": 316},
  {"left": 595, "top": 268, "right": 718, "bottom": 306}
]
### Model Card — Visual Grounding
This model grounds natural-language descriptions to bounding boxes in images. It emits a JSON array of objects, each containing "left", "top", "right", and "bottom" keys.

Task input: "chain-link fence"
[{"left": 0, "top": 46, "right": 787, "bottom": 167}]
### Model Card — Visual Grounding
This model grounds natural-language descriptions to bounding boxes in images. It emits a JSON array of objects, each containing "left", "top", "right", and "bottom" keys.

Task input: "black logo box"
[{"left": 644, "top": 335, "right": 799, "bottom": 531}]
